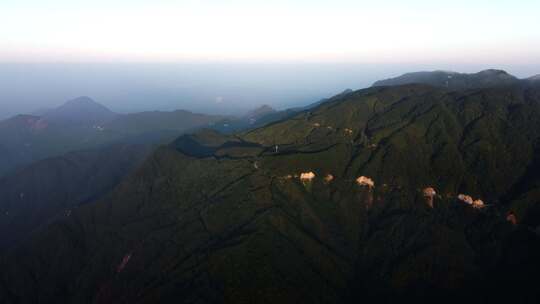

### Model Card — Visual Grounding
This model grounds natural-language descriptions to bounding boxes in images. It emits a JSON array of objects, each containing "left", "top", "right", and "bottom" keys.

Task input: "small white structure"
[
  {"left": 313, "top": 123, "right": 321, "bottom": 127},
  {"left": 356, "top": 176, "right": 374, "bottom": 188},
  {"left": 344, "top": 128, "right": 354, "bottom": 135}
]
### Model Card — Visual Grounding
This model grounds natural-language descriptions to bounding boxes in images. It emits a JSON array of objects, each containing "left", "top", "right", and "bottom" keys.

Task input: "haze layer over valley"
[{"left": 2, "top": 63, "right": 540, "bottom": 120}]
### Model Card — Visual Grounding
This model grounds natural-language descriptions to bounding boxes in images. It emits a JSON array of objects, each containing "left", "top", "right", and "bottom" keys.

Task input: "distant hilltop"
[
  {"left": 40, "top": 96, "right": 118, "bottom": 126},
  {"left": 372, "top": 69, "right": 525, "bottom": 89},
  {"left": 529, "top": 74, "right": 540, "bottom": 81}
]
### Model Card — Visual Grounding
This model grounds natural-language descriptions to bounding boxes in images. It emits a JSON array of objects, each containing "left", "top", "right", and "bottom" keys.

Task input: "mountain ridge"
[
  {"left": 0, "top": 101, "right": 229, "bottom": 177},
  {"left": 3, "top": 80, "right": 540, "bottom": 303},
  {"left": 372, "top": 69, "right": 521, "bottom": 89}
]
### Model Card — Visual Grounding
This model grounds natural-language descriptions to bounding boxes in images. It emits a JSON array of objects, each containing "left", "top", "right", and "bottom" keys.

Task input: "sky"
[
  {"left": 1, "top": 0, "right": 539, "bottom": 64},
  {"left": 0, "top": 0, "right": 539, "bottom": 118}
]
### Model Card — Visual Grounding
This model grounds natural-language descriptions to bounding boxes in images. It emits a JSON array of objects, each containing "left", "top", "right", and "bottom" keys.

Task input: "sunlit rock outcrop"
[
  {"left": 356, "top": 176, "right": 375, "bottom": 210},
  {"left": 423, "top": 187, "right": 437, "bottom": 208},
  {"left": 458, "top": 194, "right": 486, "bottom": 209},
  {"left": 356, "top": 176, "right": 374, "bottom": 188},
  {"left": 472, "top": 199, "right": 485, "bottom": 209},
  {"left": 506, "top": 211, "right": 518, "bottom": 225},
  {"left": 300, "top": 172, "right": 316, "bottom": 182},
  {"left": 458, "top": 194, "right": 474, "bottom": 205},
  {"left": 324, "top": 174, "right": 334, "bottom": 183},
  {"left": 300, "top": 172, "right": 316, "bottom": 191}
]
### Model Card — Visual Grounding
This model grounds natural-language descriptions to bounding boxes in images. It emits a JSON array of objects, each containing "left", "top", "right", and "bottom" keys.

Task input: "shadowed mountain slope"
[
  {"left": 0, "top": 144, "right": 153, "bottom": 250},
  {"left": 2, "top": 83, "right": 540, "bottom": 303}
]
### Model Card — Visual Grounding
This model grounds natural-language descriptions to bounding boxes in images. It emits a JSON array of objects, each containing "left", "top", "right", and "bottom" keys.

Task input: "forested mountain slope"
[{"left": 2, "top": 83, "right": 540, "bottom": 303}]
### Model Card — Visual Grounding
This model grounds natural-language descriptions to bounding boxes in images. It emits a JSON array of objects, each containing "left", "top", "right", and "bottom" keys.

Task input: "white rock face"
[
  {"left": 324, "top": 174, "right": 334, "bottom": 183},
  {"left": 507, "top": 212, "right": 517, "bottom": 225},
  {"left": 356, "top": 176, "right": 374, "bottom": 188},
  {"left": 423, "top": 187, "right": 437, "bottom": 208},
  {"left": 458, "top": 194, "right": 474, "bottom": 205},
  {"left": 300, "top": 172, "right": 316, "bottom": 181},
  {"left": 472, "top": 200, "right": 485, "bottom": 209},
  {"left": 423, "top": 187, "right": 436, "bottom": 197},
  {"left": 458, "top": 194, "right": 486, "bottom": 209}
]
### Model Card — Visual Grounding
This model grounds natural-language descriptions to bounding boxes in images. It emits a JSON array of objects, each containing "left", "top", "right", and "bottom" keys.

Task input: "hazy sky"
[{"left": 1, "top": 0, "right": 539, "bottom": 63}]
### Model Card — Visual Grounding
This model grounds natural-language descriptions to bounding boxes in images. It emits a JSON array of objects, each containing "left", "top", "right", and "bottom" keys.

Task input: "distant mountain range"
[
  {"left": 2, "top": 70, "right": 540, "bottom": 303},
  {"left": 0, "top": 98, "right": 228, "bottom": 176}
]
